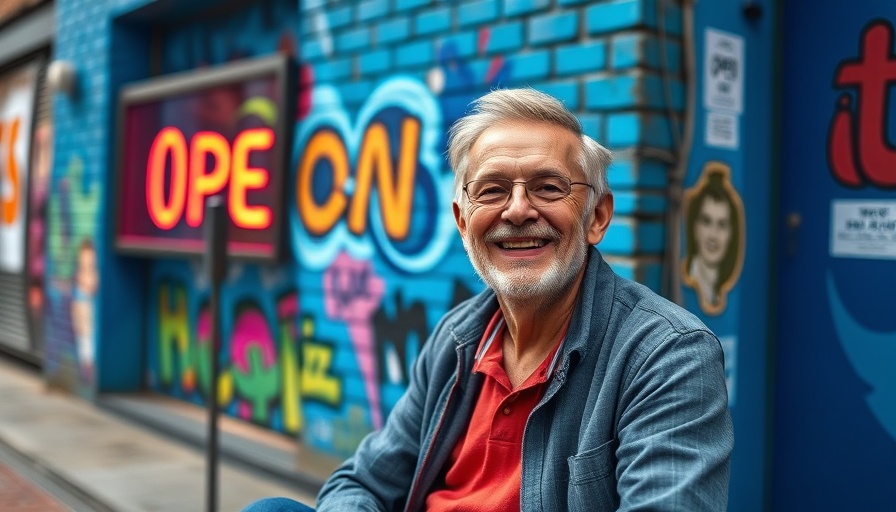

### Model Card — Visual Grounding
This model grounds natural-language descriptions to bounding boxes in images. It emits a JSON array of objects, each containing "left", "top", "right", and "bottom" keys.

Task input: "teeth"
[{"left": 500, "top": 240, "right": 546, "bottom": 249}]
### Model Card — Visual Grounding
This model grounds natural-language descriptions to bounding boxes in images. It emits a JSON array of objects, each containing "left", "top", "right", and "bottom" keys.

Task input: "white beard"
[{"left": 462, "top": 221, "right": 589, "bottom": 302}]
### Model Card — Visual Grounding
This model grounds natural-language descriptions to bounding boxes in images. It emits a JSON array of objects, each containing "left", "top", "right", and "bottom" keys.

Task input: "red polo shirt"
[{"left": 425, "top": 310, "right": 565, "bottom": 511}]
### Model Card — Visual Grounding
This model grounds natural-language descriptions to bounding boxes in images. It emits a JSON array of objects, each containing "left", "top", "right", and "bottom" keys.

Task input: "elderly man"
[{"left": 244, "top": 88, "right": 733, "bottom": 512}]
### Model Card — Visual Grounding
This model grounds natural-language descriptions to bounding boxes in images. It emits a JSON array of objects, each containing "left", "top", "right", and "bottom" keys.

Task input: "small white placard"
[
  {"left": 704, "top": 28, "right": 744, "bottom": 114},
  {"left": 705, "top": 111, "right": 739, "bottom": 149},
  {"left": 830, "top": 200, "right": 896, "bottom": 259}
]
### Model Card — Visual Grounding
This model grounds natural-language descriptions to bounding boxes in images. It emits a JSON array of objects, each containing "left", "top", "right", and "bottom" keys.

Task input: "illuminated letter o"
[{"left": 147, "top": 127, "right": 188, "bottom": 230}]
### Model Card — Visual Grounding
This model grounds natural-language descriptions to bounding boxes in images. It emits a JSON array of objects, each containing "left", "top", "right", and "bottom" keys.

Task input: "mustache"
[{"left": 483, "top": 223, "right": 561, "bottom": 243}]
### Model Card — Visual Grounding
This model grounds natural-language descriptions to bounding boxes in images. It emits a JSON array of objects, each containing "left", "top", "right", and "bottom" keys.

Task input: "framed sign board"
[{"left": 115, "top": 54, "right": 295, "bottom": 262}]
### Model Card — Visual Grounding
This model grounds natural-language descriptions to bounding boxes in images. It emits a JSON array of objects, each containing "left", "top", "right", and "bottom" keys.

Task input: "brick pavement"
[{"left": 0, "top": 461, "right": 71, "bottom": 512}]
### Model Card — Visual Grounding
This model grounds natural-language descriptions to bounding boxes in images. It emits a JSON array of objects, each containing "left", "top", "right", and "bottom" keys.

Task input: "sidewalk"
[{"left": 0, "top": 356, "right": 326, "bottom": 511}]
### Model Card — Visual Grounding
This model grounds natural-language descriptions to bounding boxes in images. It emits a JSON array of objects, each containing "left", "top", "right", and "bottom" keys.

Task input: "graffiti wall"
[
  {"left": 42, "top": 0, "right": 686, "bottom": 465},
  {"left": 44, "top": 154, "right": 101, "bottom": 392},
  {"left": 141, "top": 0, "right": 486, "bottom": 457}
]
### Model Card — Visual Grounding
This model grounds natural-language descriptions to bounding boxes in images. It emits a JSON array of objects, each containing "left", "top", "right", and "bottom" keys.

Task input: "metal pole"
[{"left": 204, "top": 195, "right": 227, "bottom": 512}]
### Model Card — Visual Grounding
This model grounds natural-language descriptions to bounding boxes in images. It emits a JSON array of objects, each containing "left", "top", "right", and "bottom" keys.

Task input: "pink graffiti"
[
  {"left": 231, "top": 308, "right": 277, "bottom": 372},
  {"left": 324, "top": 251, "right": 385, "bottom": 429},
  {"left": 231, "top": 307, "right": 277, "bottom": 421}
]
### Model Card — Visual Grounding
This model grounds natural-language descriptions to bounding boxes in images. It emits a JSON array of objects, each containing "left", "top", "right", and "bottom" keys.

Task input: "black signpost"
[{"left": 204, "top": 196, "right": 227, "bottom": 512}]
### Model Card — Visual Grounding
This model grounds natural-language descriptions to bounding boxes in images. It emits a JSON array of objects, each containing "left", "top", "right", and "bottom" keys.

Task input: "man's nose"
[{"left": 501, "top": 182, "right": 538, "bottom": 224}]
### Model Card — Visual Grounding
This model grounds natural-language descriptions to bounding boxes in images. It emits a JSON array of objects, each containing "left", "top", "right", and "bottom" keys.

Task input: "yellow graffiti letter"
[{"left": 298, "top": 130, "right": 348, "bottom": 235}]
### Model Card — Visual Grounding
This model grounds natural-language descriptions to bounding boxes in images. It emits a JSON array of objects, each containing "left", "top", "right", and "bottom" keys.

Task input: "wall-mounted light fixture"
[{"left": 47, "top": 60, "right": 78, "bottom": 97}]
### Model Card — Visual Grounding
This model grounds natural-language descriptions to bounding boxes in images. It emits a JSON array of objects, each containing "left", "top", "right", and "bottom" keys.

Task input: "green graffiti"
[
  {"left": 239, "top": 97, "right": 277, "bottom": 126},
  {"left": 47, "top": 156, "right": 101, "bottom": 282},
  {"left": 158, "top": 284, "right": 193, "bottom": 389},
  {"left": 280, "top": 320, "right": 302, "bottom": 433},
  {"left": 232, "top": 344, "right": 281, "bottom": 423}
]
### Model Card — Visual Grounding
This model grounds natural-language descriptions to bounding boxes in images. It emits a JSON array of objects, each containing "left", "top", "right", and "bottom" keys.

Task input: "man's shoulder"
[
  {"left": 429, "top": 287, "right": 499, "bottom": 349},
  {"left": 610, "top": 275, "right": 711, "bottom": 338}
]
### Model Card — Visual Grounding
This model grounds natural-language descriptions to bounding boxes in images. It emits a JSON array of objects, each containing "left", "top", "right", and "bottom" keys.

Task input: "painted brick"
[
  {"left": 327, "top": 6, "right": 353, "bottom": 30},
  {"left": 534, "top": 81, "right": 579, "bottom": 110},
  {"left": 337, "top": 80, "right": 373, "bottom": 107},
  {"left": 606, "top": 113, "right": 673, "bottom": 149},
  {"left": 556, "top": 41, "right": 606, "bottom": 76},
  {"left": 301, "top": 39, "right": 326, "bottom": 61},
  {"left": 458, "top": 0, "right": 499, "bottom": 27},
  {"left": 504, "top": 0, "right": 550, "bottom": 18},
  {"left": 301, "top": 0, "right": 325, "bottom": 11},
  {"left": 358, "top": 0, "right": 389, "bottom": 22},
  {"left": 508, "top": 51, "right": 550, "bottom": 82},
  {"left": 578, "top": 113, "right": 603, "bottom": 142},
  {"left": 529, "top": 11, "right": 579, "bottom": 46},
  {"left": 614, "top": 190, "right": 667, "bottom": 215},
  {"left": 482, "top": 22, "right": 524, "bottom": 54},
  {"left": 585, "top": 73, "right": 684, "bottom": 110},
  {"left": 314, "top": 59, "right": 352, "bottom": 82},
  {"left": 416, "top": 6, "right": 451, "bottom": 35},
  {"left": 586, "top": 0, "right": 650, "bottom": 35},
  {"left": 585, "top": 75, "right": 640, "bottom": 109},
  {"left": 359, "top": 49, "right": 392, "bottom": 75},
  {"left": 395, "top": 40, "right": 433, "bottom": 67},
  {"left": 336, "top": 27, "right": 371, "bottom": 53},
  {"left": 657, "top": 0, "right": 682, "bottom": 36},
  {"left": 396, "top": 0, "right": 431, "bottom": 12},
  {"left": 602, "top": 218, "right": 665, "bottom": 254},
  {"left": 608, "top": 154, "right": 669, "bottom": 189},
  {"left": 439, "top": 32, "right": 477, "bottom": 59},
  {"left": 377, "top": 17, "right": 410, "bottom": 45},
  {"left": 612, "top": 33, "right": 681, "bottom": 72}
]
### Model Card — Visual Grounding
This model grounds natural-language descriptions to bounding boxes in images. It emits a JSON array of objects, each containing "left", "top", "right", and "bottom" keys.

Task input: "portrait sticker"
[
  {"left": 830, "top": 200, "right": 896, "bottom": 259},
  {"left": 681, "top": 162, "right": 746, "bottom": 316}
]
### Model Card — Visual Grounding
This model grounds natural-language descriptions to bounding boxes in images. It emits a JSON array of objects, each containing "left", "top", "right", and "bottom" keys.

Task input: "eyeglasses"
[{"left": 462, "top": 175, "right": 594, "bottom": 207}]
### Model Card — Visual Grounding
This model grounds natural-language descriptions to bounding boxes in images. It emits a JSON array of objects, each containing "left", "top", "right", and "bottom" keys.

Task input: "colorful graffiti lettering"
[
  {"left": 291, "top": 78, "right": 456, "bottom": 273},
  {"left": 152, "top": 277, "right": 341, "bottom": 434},
  {"left": 324, "top": 252, "right": 385, "bottom": 428},
  {"left": 829, "top": 20, "right": 896, "bottom": 188}
]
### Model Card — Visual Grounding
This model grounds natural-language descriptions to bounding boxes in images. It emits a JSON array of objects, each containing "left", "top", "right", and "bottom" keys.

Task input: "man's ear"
[
  {"left": 587, "top": 192, "right": 614, "bottom": 245},
  {"left": 453, "top": 201, "right": 467, "bottom": 239}
]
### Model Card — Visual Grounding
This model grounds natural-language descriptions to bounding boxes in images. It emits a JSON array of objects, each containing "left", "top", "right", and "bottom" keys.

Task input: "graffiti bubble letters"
[
  {"left": 298, "top": 118, "right": 419, "bottom": 239},
  {"left": 291, "top": 78, "right": 455, "bottom": 273},
  {"left": 829, "top": 20, "right": 896, "bottom": 188}
]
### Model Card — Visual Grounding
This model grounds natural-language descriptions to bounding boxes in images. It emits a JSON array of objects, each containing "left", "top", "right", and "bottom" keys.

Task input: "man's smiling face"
[{"left": 453, "top": 119, "right": 599, "bottom": 301}]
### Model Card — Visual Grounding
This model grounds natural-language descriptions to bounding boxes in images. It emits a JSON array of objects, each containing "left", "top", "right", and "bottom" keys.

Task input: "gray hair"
[{"left": 447, "top": 88, "right": 612, "bottom": 208}]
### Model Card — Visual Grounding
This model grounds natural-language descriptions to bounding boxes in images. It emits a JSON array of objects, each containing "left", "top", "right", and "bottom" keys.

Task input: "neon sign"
[{"left": 115, "top": 55, "right": 294, "bottom": 261}]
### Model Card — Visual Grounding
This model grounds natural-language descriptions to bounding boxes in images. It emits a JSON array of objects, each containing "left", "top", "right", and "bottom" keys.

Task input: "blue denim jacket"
[{"left": 317, "top": 248, "right": 733, "bottom": 511}]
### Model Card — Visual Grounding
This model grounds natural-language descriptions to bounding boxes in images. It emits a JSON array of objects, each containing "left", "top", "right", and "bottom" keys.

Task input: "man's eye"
[
  {"left": 532, "top": 180, "right": 566, "bottom": 196},
  {"left": 478, "top": 185, "right": 507, "bottom": 197}
]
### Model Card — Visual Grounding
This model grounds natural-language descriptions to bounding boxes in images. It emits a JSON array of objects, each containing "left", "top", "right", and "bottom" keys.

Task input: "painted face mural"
[{"left": 682, "top": 162, "right": 745, "bottom": 315}]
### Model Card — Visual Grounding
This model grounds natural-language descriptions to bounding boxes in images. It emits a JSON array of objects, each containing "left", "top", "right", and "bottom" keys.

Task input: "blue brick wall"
[{"left": 51, "top": 0, "right": 686, "bottom": 454}]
